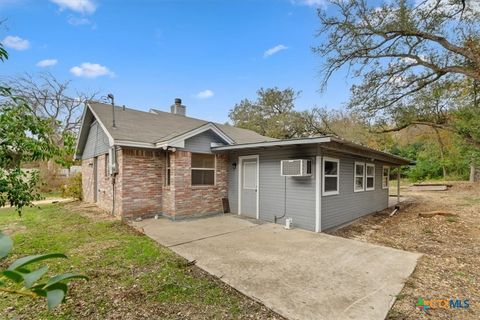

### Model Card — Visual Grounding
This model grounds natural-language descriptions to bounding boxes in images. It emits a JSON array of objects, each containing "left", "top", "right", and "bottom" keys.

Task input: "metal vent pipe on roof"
[{"left": 107, "top": 93, "right": 115, "bottom": 128}]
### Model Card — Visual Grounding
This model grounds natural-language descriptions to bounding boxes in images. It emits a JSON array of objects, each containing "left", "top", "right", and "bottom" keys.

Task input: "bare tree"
[
  {"left": 314, "top": 0, "right": 480, "bottom": 116},
  {"left": 314, "top": 0, "right": 480, "bottom": 180},
  {"left": 6, "top": 73, "right": 98, "bottom": 144}
]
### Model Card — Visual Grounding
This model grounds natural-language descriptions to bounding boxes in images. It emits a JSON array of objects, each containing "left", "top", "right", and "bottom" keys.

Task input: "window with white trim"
[
  {"left": 366, "top": 164, "right": 375, "bottom": 191},
  {"left": 191, "top": 153, "right": 215, "bottom": 186},
  {"left": 382, "top": 166, "right": 390, "bottom": 189},
  {"left": 354, "top": 162, "right": 365, "bottom": 192},
  {"left": 323, "top": 157, "right": 339, "bottom": 195}
]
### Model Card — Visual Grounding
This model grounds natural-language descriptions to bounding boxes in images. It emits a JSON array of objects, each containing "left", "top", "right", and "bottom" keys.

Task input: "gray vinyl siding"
[
  {"left": 82, "top": 121, "right": 110, "bottom": 159},
  {"left": 321, "top": 154, "right": 389, "bottom": 230},
  {"left": 184, "top": 130, "right": 226, "bottom": 153},
  {"left": 225, "top": 147, "right": 390, "bottom": 232},
  {"left": 228, "top": 146, "right": 317, "bottom": 231}
]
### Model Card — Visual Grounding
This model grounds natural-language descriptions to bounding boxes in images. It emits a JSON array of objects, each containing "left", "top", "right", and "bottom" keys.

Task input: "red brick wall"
[
  {"left": 81, "top": 154, "right": 119, "bottom": 215},
  {"left": 97, "top": 154, "right": 113, "bottom": 213},
  {"left": 82, "top": 158, "right": 95, "bottom": 203},
  {"left": 120, "top": 148, "right": 164, "bottom": 218},
  {"left": 82, "top": 148, "right": 228, "bottom": 219},
  {"left": 162, "top": 151, "right": 176, "bottom": 216}
]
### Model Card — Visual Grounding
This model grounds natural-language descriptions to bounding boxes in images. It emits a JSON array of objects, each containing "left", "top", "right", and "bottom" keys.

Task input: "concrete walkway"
[
  {"left": 33, "top": 198, "right": 74, "bottom": 205},
  {"left": 2, "top": 198, "right": 73, "bottom": 209},
  {"left": 133, "top": 215, "right": 420, "bottom": 320}
]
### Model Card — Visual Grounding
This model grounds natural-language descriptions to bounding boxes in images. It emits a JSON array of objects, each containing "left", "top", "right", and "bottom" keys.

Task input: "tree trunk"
[
  {"left": 470, "top": 161, "right": 480, "bottom": 182},
  {"left": 433, "top": 128, "right": 447, "bottom": 179}
]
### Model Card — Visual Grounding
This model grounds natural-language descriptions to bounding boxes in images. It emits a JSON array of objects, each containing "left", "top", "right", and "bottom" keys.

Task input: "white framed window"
[
  {"left": 191, "top": 153, "right": 216, "bottom": 186},
  {"left": 366, "top": 163, "right": 375, "bottom": 191},
  {"left": 382, "top": 166, "right": 390, "bottom": 189},
  {"left": 354, "top": 162, "right": 365, "bottom": 192},
  {"left": 322, "top": 157, "right": 339, "bottom": 196}
]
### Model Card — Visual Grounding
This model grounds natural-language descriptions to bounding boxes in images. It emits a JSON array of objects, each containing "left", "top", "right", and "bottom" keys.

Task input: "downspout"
[
  {"left": 111, "top": 146, "right": 119, "bottom": 216},
  {"left": 315, "top": 154, "right": 322, "bottom": 232},
  {"left": 397, "top": 166, "right": 401, "bottom": 205},
  {"left": 389, "top": 165, "right": 401, "bottom": 217},
  {"left": 112, "top": 174, "right": 116, "bottom": 216}
]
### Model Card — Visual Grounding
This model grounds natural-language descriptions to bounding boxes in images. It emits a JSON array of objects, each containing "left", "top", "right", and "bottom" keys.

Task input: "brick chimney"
[{"left": 170, "top": 98, "right": 186, "bottom": 116}]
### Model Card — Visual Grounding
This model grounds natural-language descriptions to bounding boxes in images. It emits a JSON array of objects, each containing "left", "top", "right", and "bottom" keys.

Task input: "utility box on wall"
[{"left": 108, "top": 147, "right": 118, "bottom": 176}]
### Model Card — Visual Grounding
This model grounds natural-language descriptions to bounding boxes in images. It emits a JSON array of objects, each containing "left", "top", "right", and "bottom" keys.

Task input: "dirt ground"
[{"left": 331, "top": 182, "right": 480, "bottom": 319}]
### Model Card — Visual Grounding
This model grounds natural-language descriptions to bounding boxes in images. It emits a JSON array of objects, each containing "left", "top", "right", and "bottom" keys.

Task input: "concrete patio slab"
[
  {"left": 134, "top": 215, "right": 260, "bottom": 247},
  {"left": 133, "top": 215, "right": 420, "bottom": 320}
]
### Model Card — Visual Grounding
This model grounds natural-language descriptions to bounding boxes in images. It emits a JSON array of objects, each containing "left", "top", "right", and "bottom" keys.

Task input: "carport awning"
[{"left": 211, "top": 136, "right": 414, "bottom": 166}]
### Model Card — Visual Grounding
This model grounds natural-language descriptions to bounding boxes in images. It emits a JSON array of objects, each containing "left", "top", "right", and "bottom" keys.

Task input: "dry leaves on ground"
[{"left": 331, "top": 182, "right": 480, "bottom": 320}]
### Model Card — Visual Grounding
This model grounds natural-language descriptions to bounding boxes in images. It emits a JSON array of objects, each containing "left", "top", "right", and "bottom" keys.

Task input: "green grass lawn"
[{"left": 0, "top": 204, "right": 280, "bottom": 320}]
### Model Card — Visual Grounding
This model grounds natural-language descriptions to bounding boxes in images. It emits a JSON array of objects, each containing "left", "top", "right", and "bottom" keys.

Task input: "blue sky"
[{"left": 0, "top": 0, "right": 354, "bottom": 123}]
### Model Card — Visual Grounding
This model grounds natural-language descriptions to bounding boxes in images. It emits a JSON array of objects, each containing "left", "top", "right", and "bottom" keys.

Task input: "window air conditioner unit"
[{"left": 280, "top": 159, "right": 312, "bottom": 177}]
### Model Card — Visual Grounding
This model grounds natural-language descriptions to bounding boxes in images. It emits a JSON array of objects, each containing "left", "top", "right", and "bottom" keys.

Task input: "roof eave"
[
  {"left": 211, "top": 136, "right": 413, "bottom": 166},
  {"left": 328, "top": 137, "right": 413, "bottom": 166},
  {"left": 86, "top": 102, "right": 115, "bottom": 146},
  {"left": 211, "top": 136, "right": 332, "bottom": 151},
  {"left": 115, "top": 140, "right": 157, "bottom": 149}
]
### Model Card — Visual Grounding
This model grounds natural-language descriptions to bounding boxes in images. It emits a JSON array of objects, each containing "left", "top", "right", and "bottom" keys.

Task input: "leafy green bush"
[
  {"left": 62, "top": 173, "right": 82, "bottom": 200},
  {"left": 390, "top": 141, "right": 470, "bottom": 182},
  {"left": 0, "top": 231, "right": 87, "bottom": 310},
  {"left": 406, "top": 157, "right": 444, "bottom": 181}
]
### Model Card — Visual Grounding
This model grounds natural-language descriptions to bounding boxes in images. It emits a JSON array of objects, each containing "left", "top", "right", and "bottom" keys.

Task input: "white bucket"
[{"left": 285, "top": 217, "right": 293, "bottom": 230}]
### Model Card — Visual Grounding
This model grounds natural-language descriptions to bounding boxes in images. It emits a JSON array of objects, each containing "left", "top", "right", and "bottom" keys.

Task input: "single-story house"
[{"left": 75, "top": 99, "right": 413, "bottom": 232}]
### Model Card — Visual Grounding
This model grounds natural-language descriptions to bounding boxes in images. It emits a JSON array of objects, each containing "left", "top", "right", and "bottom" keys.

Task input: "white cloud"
[
  {"left": 400, "top": 54, "right": 428, "bottom": 65},
  {"left": 291, "top": 0, "right": 326, "bottom": 7},
  {"left": 50, "top": 0, "right": 96, "bottom": 14},
  {"left": 263, "top": 44, "right": 288, "bottom": 58},
  {"left": 36, "top": 59, "right": 58, "bottom": 67},
  {"left": 2, "top": 35, "right": 30, "bottom": 51},
  {"left": 68, "top": 16, "right": 92, "bottom": 25},
  {"left": 196, "top": 89, "right": 214, "bottom": 99},
  {"left": 70, "top": 62, "right": 114, "bottom": 78}
]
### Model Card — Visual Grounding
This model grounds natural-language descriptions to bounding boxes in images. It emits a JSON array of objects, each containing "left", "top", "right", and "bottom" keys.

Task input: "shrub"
[
  {"left": 0, "top": 231, "right": 87, "bottom": 310},
  {"left": 62, "top": 173, "right": 82, "bottom": 200}
]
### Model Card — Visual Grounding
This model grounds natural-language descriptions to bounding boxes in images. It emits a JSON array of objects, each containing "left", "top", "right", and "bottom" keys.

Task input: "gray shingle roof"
[{"left": 88, "top": 102, "right": 275, "bottom": 145}]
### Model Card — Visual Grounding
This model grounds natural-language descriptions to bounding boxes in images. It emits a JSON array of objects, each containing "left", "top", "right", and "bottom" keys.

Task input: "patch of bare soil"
[
  {"left": 331, "top": 182, "right": 480, "bottom": 319},
  {"left": 63, "top": 201, "right": 119, "bottom": 222},
  {"left": 2, "top": 222, "right": 27, "bottom": 236}
]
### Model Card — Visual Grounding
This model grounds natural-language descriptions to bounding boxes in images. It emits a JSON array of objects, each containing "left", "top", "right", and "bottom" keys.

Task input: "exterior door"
[{"left": 239, "top": 156, "right": 258, "bottom": 218}]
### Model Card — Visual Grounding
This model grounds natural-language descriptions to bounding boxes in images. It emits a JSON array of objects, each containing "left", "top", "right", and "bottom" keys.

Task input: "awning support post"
[{"left": 397, "top": 167, "right": 401, "bottom": 205}]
